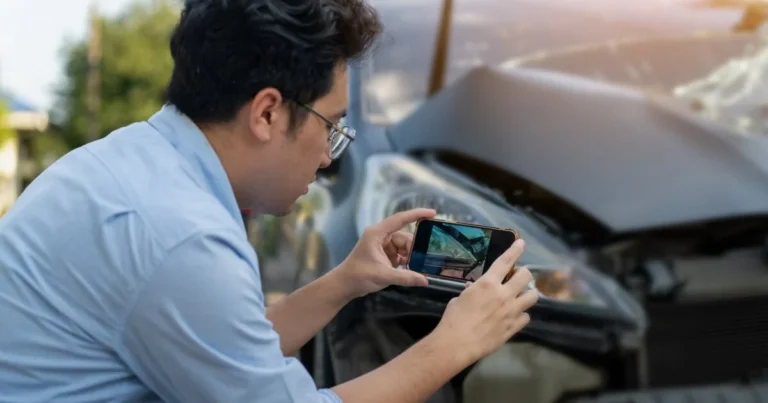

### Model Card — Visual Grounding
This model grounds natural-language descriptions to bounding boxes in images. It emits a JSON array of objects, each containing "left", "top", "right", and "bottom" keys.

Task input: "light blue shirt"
[{"left": 0, "top": 105, "right": 342, "bottom": 403}]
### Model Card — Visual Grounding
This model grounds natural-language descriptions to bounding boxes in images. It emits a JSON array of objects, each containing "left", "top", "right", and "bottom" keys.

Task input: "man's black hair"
[{"left": 165, "top": 0, "right": 382, "bottom": 131}]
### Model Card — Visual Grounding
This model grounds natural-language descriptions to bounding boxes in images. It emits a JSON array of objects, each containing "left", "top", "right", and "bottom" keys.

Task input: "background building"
[{"left": 0, "top": 92, "right": 49, "bottom": 216}]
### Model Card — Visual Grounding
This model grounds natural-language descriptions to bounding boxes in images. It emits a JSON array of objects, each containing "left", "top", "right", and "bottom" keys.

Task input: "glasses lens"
[{"left": 330, "top": 130, "right": 351, "bottom": 159}]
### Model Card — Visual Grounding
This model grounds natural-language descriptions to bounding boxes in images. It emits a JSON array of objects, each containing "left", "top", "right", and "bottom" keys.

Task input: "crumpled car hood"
[{"left": 387, "top": 66, "right": 768, "bottom": 234}]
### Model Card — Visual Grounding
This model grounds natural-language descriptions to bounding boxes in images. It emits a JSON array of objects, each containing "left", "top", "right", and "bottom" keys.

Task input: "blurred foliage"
[
  {"left": 0, "top": 99, "right": 15, "bottom": 147},
  {"left": 0, "top": 100, "right": 14, "bottom": 218},
  {"left": 256, "top": 217, "right": 283, "bottom": 259},
  {"left": 29, "top": 132, "right": 73, "bottom": 169},
  {"left": 53, "top": 0, "right": 180, "bottom": 150}
]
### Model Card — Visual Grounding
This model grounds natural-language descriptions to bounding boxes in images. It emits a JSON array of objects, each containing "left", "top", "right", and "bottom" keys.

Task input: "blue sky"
[{"left": 0, "top": 0, "right": 139, "bottom": 111}]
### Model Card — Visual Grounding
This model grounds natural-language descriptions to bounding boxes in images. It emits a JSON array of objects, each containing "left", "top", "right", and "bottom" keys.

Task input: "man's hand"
[
  {"left": 333, "top": 208, "right": 436, "bottom": 299},
  {"left": 266, "top": 208, "right": 435, "bottom": 356},
  {"left": 433, "top": 239, "right": 538, "bottom": 363},
  {"left": 333, "top": 239, "right": 538, "bottom": 403}
]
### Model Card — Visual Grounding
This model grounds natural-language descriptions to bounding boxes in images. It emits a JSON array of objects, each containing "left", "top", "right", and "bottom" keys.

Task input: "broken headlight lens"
[
  {"left": 356, "top": 154, "right": 645, "bottom": 325},
  {"left": 520, "top": 264, "right": 608, "bottom": 308}
]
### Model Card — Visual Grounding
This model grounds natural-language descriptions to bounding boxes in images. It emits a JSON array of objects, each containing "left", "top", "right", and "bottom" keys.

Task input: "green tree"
[
  {"left": 0, "top": 99, "right": 15, "bottom": 218},
  {"left": 53, "top": 0, "right": 180, "bottom": 149},
  {"left": 0, "top": 99, "right": 14, "bottom": 147}
]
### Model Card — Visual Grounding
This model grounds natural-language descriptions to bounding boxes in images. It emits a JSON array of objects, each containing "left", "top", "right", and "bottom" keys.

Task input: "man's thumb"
[{"left": 392, "top": 268, "right": 429, "bottom": 287}]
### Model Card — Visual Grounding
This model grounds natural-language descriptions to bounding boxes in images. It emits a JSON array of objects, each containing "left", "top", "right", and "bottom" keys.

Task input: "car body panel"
[
  {"left": 504, "top": 31, "right": 763, "bottom": 90},
  {"left": 244, "top": 0, "right": 768, "bottom": 396},
  {"left": 364, "top": 0, "right": 754, "bottom": 125},
  {"left": 386, "top": 65, "right": 768, "bottom": 234},
  {"left": 571, "top": 381, "right": 768, "bottom": 403}
]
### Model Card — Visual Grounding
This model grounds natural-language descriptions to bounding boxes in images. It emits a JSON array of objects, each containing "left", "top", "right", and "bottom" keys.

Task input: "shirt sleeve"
[{"left": 116, "top": 228, "right": 342, "bottom": 403}]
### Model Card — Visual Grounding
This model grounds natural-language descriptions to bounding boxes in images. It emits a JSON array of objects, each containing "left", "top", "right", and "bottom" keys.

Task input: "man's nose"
[
  {"left": 319, "top": 141, "right": 333, "bottom": 168},
  {"left": 319, "top": 153, "right": 332, "bottom": 169}
]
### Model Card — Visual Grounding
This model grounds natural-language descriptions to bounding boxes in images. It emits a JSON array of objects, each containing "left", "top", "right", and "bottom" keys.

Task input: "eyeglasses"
[{"left": 297, "top": 103, "right": 356, "bottom": 160}]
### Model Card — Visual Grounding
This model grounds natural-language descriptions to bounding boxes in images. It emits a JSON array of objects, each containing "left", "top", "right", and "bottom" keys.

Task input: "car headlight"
[
  {"left": 357, "top": 154, "right": 647, "bottom": 334},
  {"left": 355, "top": 155, "right": 496, "bottom": 236}
]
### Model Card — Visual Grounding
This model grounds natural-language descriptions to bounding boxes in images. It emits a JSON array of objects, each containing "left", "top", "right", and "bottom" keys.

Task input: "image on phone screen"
[{"left": 409, "top": 220, "right": 517, "bottom": 283}]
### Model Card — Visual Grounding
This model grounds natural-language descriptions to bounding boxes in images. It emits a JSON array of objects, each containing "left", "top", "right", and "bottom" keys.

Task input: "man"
[{"left": 0, "top": 0, "right": 538, "bottom": 402}]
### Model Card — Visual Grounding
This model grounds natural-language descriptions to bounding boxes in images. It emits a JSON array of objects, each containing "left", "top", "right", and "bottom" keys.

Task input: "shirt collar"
[{"left": 147, "top": 104, "right": 245, "bottom": 231}]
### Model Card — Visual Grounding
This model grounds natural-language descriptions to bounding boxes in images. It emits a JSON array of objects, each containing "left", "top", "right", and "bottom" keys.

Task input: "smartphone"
[{"left": 407, "top": 218, "right": 520, "bottom": 292}]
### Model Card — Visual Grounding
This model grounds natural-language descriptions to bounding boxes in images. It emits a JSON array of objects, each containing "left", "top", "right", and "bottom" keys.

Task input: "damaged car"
[{"left": 246, "top": 0, "right": 768, "bottom": 401}]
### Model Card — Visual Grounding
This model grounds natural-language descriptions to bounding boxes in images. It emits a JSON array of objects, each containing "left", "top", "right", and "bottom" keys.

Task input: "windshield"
[{"left": 363, "top": 0, "right": 768, "bottom": 133}]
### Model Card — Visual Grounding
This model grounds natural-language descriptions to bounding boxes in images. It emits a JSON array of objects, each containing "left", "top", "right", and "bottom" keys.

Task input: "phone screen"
[{"left": 408, "top": 220, "right": 518, "bottom": 283}]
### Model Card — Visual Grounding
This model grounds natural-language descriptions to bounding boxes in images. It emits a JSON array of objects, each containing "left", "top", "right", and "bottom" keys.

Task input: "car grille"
[{"left": 644, "top": 295, "right": 768, "bottom": 388}]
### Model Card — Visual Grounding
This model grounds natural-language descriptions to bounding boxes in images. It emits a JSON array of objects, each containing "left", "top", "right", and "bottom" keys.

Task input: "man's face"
[{"left": 256, "top": 65, "right": 348, "bottom": 215}]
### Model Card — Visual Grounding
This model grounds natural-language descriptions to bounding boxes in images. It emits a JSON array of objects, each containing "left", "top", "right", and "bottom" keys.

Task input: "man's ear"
[{"left": 248, "top": 87, "right": 284, "bottom": 142}]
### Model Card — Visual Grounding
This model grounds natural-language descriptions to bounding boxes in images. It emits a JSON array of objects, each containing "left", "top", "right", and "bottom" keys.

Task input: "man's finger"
[
  {"left": 484, "top": 239, "right": 525, "bottom": 283},
  {"left": 391, "top": 231, "right": 414, "bottom": 255},
  {"left": 390, "top": 267, "right": 429, "bottom": 287},
  {"left": 390, "top": 231, "right": 413, "bottom": 248},
  {"left": 373, "top": 208, "right": 436, "bottom": 237},
  {"left": 506, "top": 313, "right": 531, "bottom": 338},
  {"left": 502, "top": 265, "right": 527, "bottom": 284},
  {"left": 384, "top": 242, "right": 398, "bottom": 258},
  {"left": 512, "top": 289, "right": 539, "bottom": 312},
  {"left": 505, "top": 267, "right": 534, "bottom": 296}
]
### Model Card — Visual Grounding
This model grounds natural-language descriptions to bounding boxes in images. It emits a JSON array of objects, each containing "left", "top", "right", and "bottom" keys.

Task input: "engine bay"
[{"left": 430, "top": 151, "right": 768, "bottom": 302}]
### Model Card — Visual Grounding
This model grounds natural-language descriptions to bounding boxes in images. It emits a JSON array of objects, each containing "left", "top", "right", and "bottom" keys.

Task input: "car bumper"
[{"left": 570, "top": 382, "right": 768, "bottom": 403}]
